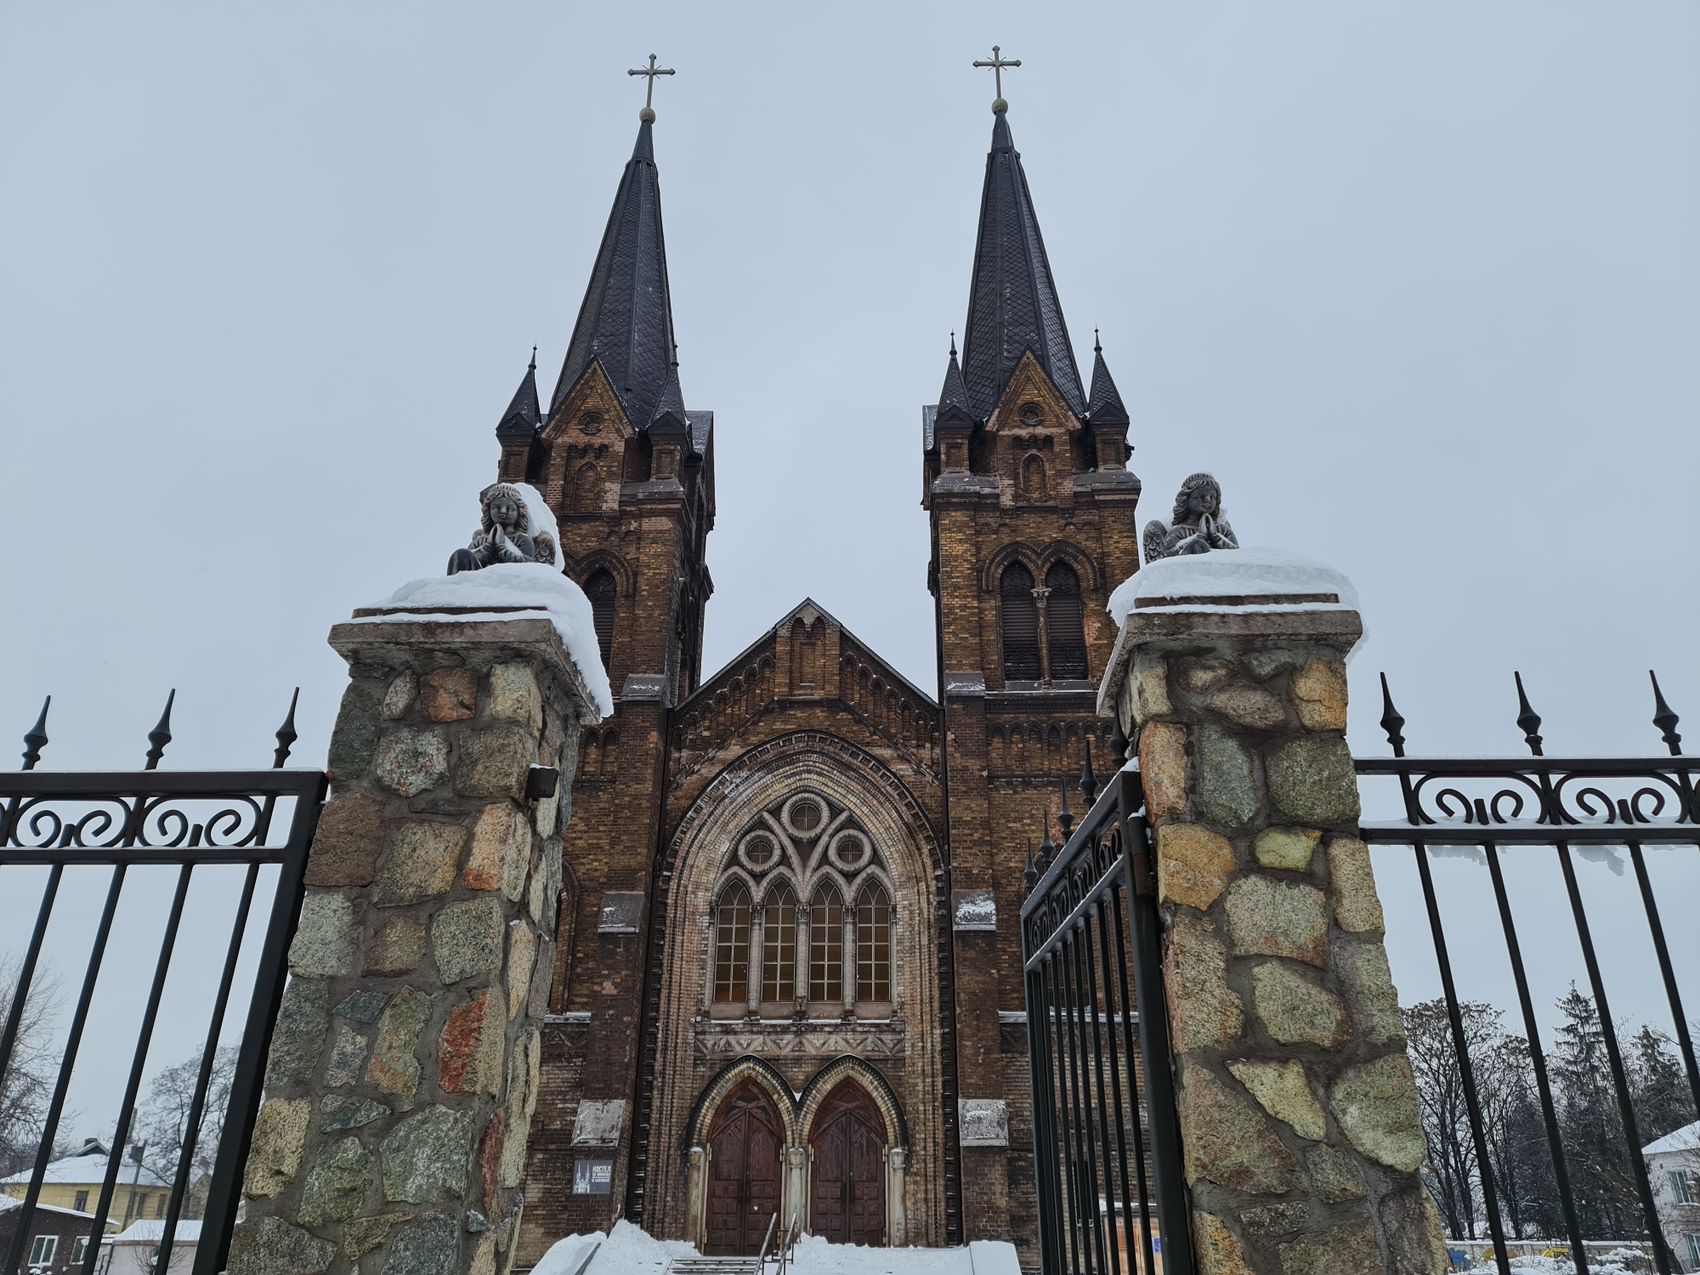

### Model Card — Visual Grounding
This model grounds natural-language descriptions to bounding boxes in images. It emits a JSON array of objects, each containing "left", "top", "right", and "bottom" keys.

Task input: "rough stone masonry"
[
  {"left": 228, "top": 615, "right": 599, "bottom": 1275},
  {"left": 1102, "top": 569, "right": 1449, "bottom": 1275}
]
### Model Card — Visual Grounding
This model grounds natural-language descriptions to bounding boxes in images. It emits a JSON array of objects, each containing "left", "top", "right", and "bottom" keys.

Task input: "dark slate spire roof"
[
  {"left": 550, "top": 118, "right": 682, "bottom": 432},
  {"left": 1085, "top": 331, "right": 1129, "bottom": 425},
  {"left": 959, "top": 110, "right": 1086, "bottom": 419},
  {"left": 648, "top": 360, "right": 687, "bottom": 432},
  {"left": 937, "top": 334, "right": 972, "bottom": 419},
  {"left": 496, "top": 348, "right": 542, "bottom": 440}
]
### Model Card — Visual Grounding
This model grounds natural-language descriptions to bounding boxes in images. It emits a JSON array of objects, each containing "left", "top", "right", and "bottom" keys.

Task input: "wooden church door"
[
  {"left": 808, "top": 1085, "right": 887, "bottom": 1246},
  {"left": 705, "top": 1084, "right": 784, "bottom": 1254}
]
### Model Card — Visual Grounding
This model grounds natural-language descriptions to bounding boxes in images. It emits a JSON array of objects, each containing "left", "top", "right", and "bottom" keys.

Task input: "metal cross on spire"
[
  {"left": 628, "top": 53, "right": 675, "bottom": 122},
  {"left": 973, "top": 45, "right": 1022, "bottom": 112}
]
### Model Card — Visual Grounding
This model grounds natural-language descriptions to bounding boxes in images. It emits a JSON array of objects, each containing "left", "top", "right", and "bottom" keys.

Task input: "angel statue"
[
  {"left": 1143, "top": 472, "right": 1239, "bottom": 562},
  {"left": 447, "top": 482, "right": 559, "bottom": 574}
]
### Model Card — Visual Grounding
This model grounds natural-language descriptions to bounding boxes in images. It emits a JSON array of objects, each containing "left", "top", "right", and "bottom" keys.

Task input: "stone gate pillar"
[
  {"left": 229, "top": 612, "right": 602, "bottom": 1275},
  {"left": 1099, "top": 553, "right": 1447, "bottom": 1275}
]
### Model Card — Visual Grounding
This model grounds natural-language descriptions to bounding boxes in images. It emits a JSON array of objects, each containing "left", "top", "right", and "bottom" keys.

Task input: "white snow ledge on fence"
[
  {"left": 350, "top": 563, "right": 615, "bottom": 720},
  {"left": 1106, "top": 546, "right": 1360, "bottom": 625}
]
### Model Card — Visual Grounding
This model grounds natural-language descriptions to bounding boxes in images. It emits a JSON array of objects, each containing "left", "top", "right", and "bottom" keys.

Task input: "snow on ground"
[
  {"left": 358, "top": 562, "right": 613, "bottom": 718},
  {"left": 1457, "top": 1253, "right": 1649, "bottom": 1275},
  {"left": 531, "top": 1221, "right": 696, "bottom": 1275},
  {"left": 529, "top": 1222, "right": 1021, "bottom": 1275},
  {"left": 1106, "top": 546, "right": 1359, "bottom": 626}
]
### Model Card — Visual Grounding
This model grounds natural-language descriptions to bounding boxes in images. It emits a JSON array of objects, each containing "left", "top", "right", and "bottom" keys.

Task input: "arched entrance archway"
[
  {"left": 705, "top": 1083, "right": 785, "bottom": 1254},
  {"left": 808, "top": 1083, "right": 887, "bottom": 1247}
]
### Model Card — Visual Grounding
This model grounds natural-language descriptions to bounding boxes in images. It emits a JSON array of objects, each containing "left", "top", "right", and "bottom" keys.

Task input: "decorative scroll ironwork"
[
  {"left": 0, "top": 692, "right": 325, "bottom": 1275},
  {"left": 1356, "top": 671, "right": 1698, "bottom": 1275},
  {"left": 1020, "top": 754, "right": 1193, "bottom": 1275},
  {"left": 1357, "top": 755, "right": 1700, "bottom": 842}
]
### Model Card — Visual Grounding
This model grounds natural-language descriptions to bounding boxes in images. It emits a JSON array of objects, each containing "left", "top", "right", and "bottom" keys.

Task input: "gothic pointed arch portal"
[
  {"left": 808, "top": 1082, "right": 887, "bottom": 1246},
  {"left": 704, "top": 1082, "right": 786, "bottom": 1255}
]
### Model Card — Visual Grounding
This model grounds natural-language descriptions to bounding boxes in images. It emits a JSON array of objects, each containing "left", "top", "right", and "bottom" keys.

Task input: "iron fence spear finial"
[
  {"left": 1024, "top": 837, "right": 1038, "bottom": 893},
  {"left": 1513, "top": 671, "right": 1545, "bottom": 757},
  {"left": 1377, "top": 672, "right": 1406, "bottom": 758},
  {"left": 145, "top": 690, "right": 176, "bottom": 771},
  {"left": 1109, "top": 715, "right": 1129, "bottom": 766},
  {"left": 21, "top": 695, "right": 50, "bottom": 771},
  {"left": 272, "top": 688, "right": 301, "bottom": 769},
  {"left": 1037, "top": 811, "right": 1054, "bottom": 872},
  {"left": 1080, "top": 738, "right": 1099, "bottom": 804},
  {"left": 1057, "top": 775, "right": 1074, "bottom": 838},
  {"left": 1650, "top": 671, "right": 1682, "bottom": 757}
]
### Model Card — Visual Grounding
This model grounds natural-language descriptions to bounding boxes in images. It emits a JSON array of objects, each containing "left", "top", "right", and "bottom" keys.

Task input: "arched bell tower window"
[
  {"left": 1000, "top": 563, "right": 1040, "bottom": 682},
  {"left": 585, "top": 568, "right": 616, "bottom": 668},
  {"left": 855, "top": 881, "right": 892, "bottom": 1004},
  {"left": 713, "top": 882, "right": 751, "bottom": 1005},
  {"left": 1045, "top": 561, "right": 1087, "bottom": 681}
]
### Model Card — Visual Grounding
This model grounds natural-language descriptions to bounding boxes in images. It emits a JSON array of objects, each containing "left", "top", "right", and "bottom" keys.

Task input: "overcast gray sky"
[{"left": 2, "top": 3, "right": 1696, "bottom": 1149}]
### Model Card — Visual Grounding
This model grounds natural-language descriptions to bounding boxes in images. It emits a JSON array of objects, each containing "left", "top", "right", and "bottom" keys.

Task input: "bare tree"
[
  {"left": 1405, "top": 998, "right": 1505, "bottom": 1238},
  {"left": 0, "top": 957, "right": 63, "bottom": 1178},
  {"left": 136, "top": 1043, "right": 239, "bottom": 1192}
]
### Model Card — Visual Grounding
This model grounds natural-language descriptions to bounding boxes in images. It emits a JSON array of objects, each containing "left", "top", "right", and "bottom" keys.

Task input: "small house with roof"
[{"left": 1646, "top": 1120, "right": 1700, "bottom": 1272}]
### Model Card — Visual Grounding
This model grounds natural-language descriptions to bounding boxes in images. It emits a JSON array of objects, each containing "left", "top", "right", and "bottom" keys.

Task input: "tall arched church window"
[
  {"left": 809, "top": 884, "right": 844, "bottom": 1004},
  {"left": 855, "top": 882, "right": 892, "bottom": 1004},
  {"left": 761, "top": 882, "right": 797, "bottom": 1004},
  {"left": 1000, "top": 563, "right": 1041, "bottom": 682},
  {"left": 713, "top": 882, "right": 751, "bottom": 1005},
  {"left": 1046, "top": 562, "right": 1088, "bottom": 681},
  {"left": 585, "top": 569, "right": 616, "bottom": 668}
]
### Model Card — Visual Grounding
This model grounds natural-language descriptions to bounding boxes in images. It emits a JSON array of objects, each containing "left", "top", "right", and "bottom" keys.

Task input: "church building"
[{"left": 493, "top": 83, "right": 1143, "bottom": 1263}]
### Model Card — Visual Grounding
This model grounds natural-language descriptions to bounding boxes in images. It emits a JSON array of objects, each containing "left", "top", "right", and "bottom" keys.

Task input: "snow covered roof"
[
  {"left": 0, "top": 1195, "right": 102, "bottom": 1221},
  {"left": 1, "top": 1152, "right": 171, "bottom": 1189},
  {"left": 1643, "top": 1118, "right": 1700, "bottom": 1157},
  {"left": 109, "top": 1219, "right": 203, "bottom": 1245}
]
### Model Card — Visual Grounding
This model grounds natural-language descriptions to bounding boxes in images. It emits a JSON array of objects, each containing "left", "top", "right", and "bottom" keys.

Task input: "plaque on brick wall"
[
  {"left": 597, "top": 893, "right": 643, "bottom": 935},
  {"left": 573, "top": 1159, "right": 614, "bottom": 1195},
  {"left": 571, "top": 1099, "right": 626, "bottom": 1146},
  {"left": 959, "top": 1098, "right": 1009, "bottom": 1146},
  {"left": 952, "top": 889, "right": 997, "bottom": 932}
]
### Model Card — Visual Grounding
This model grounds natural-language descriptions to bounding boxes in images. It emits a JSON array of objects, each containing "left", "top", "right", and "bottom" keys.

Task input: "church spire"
[
  {"left": 936, "top": 332, "right": 972, "bottom": 423},
  {"left": 1085, "top": 330, "right": 1129, "bottom": 426},
  {"left": 549, "top": 108, "right": 683, "bottom": 433},
  {"left": 957, "top": 94, "right": 1086, "bottom": 419},
  {"left": 496, "top": 346, "right": 542, "bottom": 440}
]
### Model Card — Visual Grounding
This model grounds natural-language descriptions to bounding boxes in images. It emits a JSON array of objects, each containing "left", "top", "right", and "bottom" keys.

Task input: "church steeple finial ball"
[
  {"left": 973, "top": 44, "right": 1022, "bottom": 114},
  {"left": 628, "top": 53, "right": 675, "bottom": 123}
]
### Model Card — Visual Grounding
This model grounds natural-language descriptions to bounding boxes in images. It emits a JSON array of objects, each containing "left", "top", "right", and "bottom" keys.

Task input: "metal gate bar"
[
  {"left": 1021, "top": 757, "right": 1194, "bottom": 1275},
  {"left": 0, "top": 694, "right": 324, "bottom": 1275}
]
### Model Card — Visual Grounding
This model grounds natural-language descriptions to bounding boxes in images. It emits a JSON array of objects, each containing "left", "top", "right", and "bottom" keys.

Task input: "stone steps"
[{"left": 666, "top": 1259, "right": 763, "bottom": 1275}]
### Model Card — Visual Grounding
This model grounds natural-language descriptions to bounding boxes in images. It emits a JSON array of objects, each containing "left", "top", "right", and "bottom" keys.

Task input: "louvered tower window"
[
  {"left": 761, "top": 882, "right": 797, "bottom": 1003},
  {"left": 1000, "top": 563, "right": 1041, "bottom": 681},
  {"left": 713, "top": 883, "right": 751, "bottom": 1004},
  {"left": 585, "top": 569, "right": 616, "bottom": 668},
  {"left": 1046, "top": 562, "right": 1088, "bottom": 680}
]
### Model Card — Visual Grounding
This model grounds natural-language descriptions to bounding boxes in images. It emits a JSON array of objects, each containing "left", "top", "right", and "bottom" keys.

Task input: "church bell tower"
[{"left": 923, "top": 64, "right": 1143, "bottom": 1244}]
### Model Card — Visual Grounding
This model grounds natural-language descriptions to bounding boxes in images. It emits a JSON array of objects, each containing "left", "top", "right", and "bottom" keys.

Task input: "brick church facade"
[{"left": 491, "top": 100, "right": 1143, "bottom": 1263}]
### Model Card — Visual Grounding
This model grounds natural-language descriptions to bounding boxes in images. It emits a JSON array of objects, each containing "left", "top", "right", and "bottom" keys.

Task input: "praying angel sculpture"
[
  {"left": 1143, "top": 472, "right": 1239, "bottom": 562},
  {"left": 447, "top": 483, "right": 558, "bottom": 575}
]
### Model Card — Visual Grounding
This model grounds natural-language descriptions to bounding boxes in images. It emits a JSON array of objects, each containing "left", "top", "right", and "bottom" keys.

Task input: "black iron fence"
[
  {"left": 0, "top": 693, "right": 324, "bottom": 1275},
  {"left": 1358, "top": 672, "right": 1699, "bottom": 1275},
  {"left": 1020, "top": 743, "right": 1193, "bottom": 1275}
]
